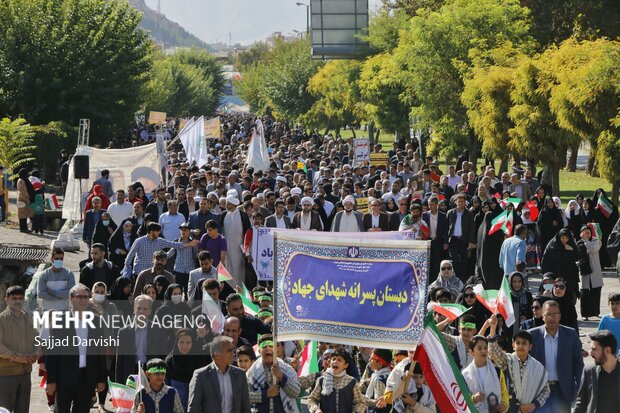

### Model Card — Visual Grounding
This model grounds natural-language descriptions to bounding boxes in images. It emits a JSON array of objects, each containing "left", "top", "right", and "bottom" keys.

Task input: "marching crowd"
[{"left": 2, "top": 113, "right": 620, "bottom": 413}]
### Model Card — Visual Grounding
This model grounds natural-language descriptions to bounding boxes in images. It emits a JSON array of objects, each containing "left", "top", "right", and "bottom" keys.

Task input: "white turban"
[
  {"left": 226, "top": 195, "right": 240, "bottom": 206},
  {"left": 291, "top": 187, "right": 302, "bottom": 196},
  {"left": 301, "top": 197, "right": 314, "bottom": 206},
  {"left": 343, "top": 195, "right": 356, "bottom": 205}
]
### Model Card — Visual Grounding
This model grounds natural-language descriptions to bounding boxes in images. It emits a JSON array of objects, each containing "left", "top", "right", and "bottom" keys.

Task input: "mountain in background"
[{"left": 128, "top": 0, "right": 208, "bottom": 49}]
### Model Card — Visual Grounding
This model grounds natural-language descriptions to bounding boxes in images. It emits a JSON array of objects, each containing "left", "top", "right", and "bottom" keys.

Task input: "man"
[
  {"left": 422, "top": 196, "right": 448, "bottom": 282},
  {"left": 226, "top": 171, "right": 243, "bottom": 202},
  {"left": 446, "top": 193, "right": 475, "bottom": 280},
  {"left": 508, "top": 173, "right": 531, "bottom": 200},
  {"left": 331, "top": 195, "right": 364, "bottom": 232},
  {"left": 439, "top": 175, "right": 455, "bottom": 200},
  {"left": 187, "top": 251, "right": 218, "bottom": 307},
  {"left": 190, "top": 278, "right": 228, "bottom": 323},
  {"left": 126, "top": 185, "right": 144, "bottom": 205},
  {"left": 188, "top": 335, "right": 251, "bottom": 413},
  {"left": 129, "top": 200, "right": 146, "bottom": 229},
  {"left": 225, "top": 294, "right": 270, "bottom": 346},
  {"left": 107, "top": 189, "right": 133, "bottom": 226},
  {"left": 37, "top": 247, "right": 76, "bottom": 311},
  {"left": 246, "top": 334, "right": 300, "bottom": 413},
  {"left": 498, "top": 172, "right": 511, "bottom": 194},
  {"left": 46, "top": 284, "right": 107, "bottom": 413},
  {"left": 363, "top": 199, "right": 389, "bottom": 232},
  {"left": 528, "top": 300, "right": 584, "bottom": 413},
  {"left": 0, "top": 286, "right": 38, "bottom": 413},
  {"left": 133, "top": 250, "right": 175, "bottom": 296},
  {"left": 291, "top": 197, "right": 322, "bottom": 231},
  {"left": 145, "top": 187, "right": 168, "bottom": 222},
  {"left": 382, "top": 179, "right": 402, "bottom": 205},
  {"left": 91, "top": 169, "right": 114, "bottom": 200},
  {"left": 499, "top": 224, "right": 528, "bottom": 277},
  {"left": 222, "top": 317, "right": 251, "bottom": 354},
  {"left": 524, "top": 167, "right": 539, "bottom": 195},
  {"left": 122, "top": 222, "right": 198, "bottom": 279},
  {"left": 574, "top": 330, "right": 620, "bottom": 412},
  {"left": 220, "top": 195, "right": 251, "bottom": 286},
  {"left": 83, "top": 196, "right": 106, "bottom": 250},
  {"left": 389, "top": 198, "right": 409, "bottom": 231},
  {"left": 285, "top": 196, "right": 300, "bottom": 221},
  {"left": 187, "top": 197, "right": 219, "bottom": 239},
  {"left": 399, "top": 203, "right": 429, "bottom": 240},
  {"left": 445, "top": 165, "right": 461, "bottom": 189},
  {"left": 265, "top": 199, "right": 291, "bottom": 229},
  {"left": 158, "top": 200, "right": 186, "bottom": 241},
  {"left": 79, "top": 243, "right": 120, "bottom": 291},
  {"left": 250, "top": 197, "right": 270, "bottom": 219},
  {"left": 167, "top": 223, "right": 198, "bottom": 297}
]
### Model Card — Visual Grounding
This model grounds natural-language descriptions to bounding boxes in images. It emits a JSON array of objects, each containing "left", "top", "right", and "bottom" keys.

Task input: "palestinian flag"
[
  {"left": 432, "top": 303, "right": 471, "bottom": 322},
  {"left": 298, "top": 341, "right": 319, "bottom": 377},
  {"left": 414, "top": 312, "right": 478, "bottom": 413},
  {"left": 587, "top": 222, "right": 603, "bottom": 240},
  {"left": 596, "top": 193, "right": 614, "bottom": 218},
  {"left": 108, "top": 379, "right": 136, "bottom": 410},
  {"left": 217, "top": 262, "right": 234, "bottom": 284},
  {"left": 488, "top": 209, "right": 513, "bottom": 236},
  {"left": 473, "top": 280, "right": 515, "bottom": 327},
  {"left": 500, "top": 197, "right": 521, "bottom": 209}
]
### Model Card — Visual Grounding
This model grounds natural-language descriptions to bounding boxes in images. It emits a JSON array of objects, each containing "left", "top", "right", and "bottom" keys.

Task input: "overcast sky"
[{"left": 145, "top": 0, "right": 383, "bottom": 45}]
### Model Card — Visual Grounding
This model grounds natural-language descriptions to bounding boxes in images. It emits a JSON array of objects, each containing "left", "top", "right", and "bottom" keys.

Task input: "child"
[
  {"left": 381, "top": 356, "right": 435, "bottom": 413},
  {"left": 598, "top": 292, "right": 620, "bottom": 352},
  {"left": 258, "top": 293, "right": 273, "bottom": 311},
  {"left": 236, "top": 345, "right": 257, "bottom": 372},
  {"left": 436, "top": 313, "right": 478, "bottom": 370},
  {"left": 132, "top": 358, "right": 184, "bottom": 413},
  {"left": 363, "top": 349, "right": 393, "bottom": 413},
  {"left": 308, "top": 348, "right": 366, "bottom": 413}
]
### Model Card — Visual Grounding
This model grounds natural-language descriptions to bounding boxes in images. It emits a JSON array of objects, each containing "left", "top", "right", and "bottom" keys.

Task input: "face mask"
[
  {"left": 53, "top": 260, "right": 63, "bottom": 269},
  {"left": 171, "top": 295, "right": 182, "bottom": 304},
  {"left": 543, "top": 284, "right": 553, "bottom": 291},
  {"left": 102, "top": 220, "right": 110, "bottom": 227},
  {"left": 93, "top": 293, "right": 106, "bottom": 303}
]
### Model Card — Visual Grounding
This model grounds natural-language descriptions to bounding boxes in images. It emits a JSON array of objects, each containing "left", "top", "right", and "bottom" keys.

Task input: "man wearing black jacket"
[
  {"left": 225, "top": 294, "right": 270, "bottom": 346},
  {"left": 79, "top": 243, "right": 120, "bottom": 291},
  {"left": 446, "top": 193, "right": 476, "bottom": 280}
]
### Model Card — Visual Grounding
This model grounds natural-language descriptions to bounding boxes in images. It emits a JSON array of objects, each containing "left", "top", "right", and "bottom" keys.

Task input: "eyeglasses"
[
  {"left": 554, "top": 285, "right": 566, "bottom": 290},
  {"left": 464, "top": 293, "right": 476, "bottom": 299},
  {"left": 441, "top": 267, "right": 452, "bottom": 271}
]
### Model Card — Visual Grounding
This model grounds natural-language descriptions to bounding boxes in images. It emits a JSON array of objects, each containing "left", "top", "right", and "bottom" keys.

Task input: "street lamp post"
[{"left": 295, "top": 2, "right": 310, "bottom": 36}]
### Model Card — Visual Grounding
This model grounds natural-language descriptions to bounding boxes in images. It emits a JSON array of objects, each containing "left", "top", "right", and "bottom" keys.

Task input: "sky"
[{"left": 145, "top": 0, "right": 383, "bottom": 45}]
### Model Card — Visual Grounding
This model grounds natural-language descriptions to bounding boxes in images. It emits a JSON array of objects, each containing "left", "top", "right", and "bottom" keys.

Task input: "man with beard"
[
  {"left": 225, "top": 294, "right": 270, "bottom": 346},
  {"left": 145, "top": 187, "right": 168, "bottom": 222},
  {"left": 265, "top": 199, "right": 291, "bottom": 229},
  {"left": 187, "top": 197, "right": 219, "bottom": 239},
  {"left": 291, "top": 197, "right": 322, "bottom": 231},
  {"left": 423, "top": 196, "right": 448, "bottom": 281},
  {"left": 246, "top": 334, "right": 300, "bottom": 413},
  {"left": 133, "top": 250, "right": 175, "bottom": 296},
  {"left": 399, "top": 203, "right": 430, "bottom": 240},
  {"left": 389, "top": 198, "right": 410, "bottom": 231},
  {"left": 574, "top": 330, "right": 620, "bottom": 412},
  {"left": 446, "top": 193, "right": 475, "bottom": 279},
  {"left": 220, "top": 195, "right": 251, "bottom": 286},
  {"left": 331, "top": 195, "right": 364, "bottom": 232}
]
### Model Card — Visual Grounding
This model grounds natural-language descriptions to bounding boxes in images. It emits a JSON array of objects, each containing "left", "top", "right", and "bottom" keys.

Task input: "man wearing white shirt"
[
  {"left": 106, "top": 189, "right": 133, "bottom": 226},
  {"left": 446, "top": 166, "right": 461, "bottom": 189},
  {"left": 158, "top": 200, "right": 186, "bottom": 241}
]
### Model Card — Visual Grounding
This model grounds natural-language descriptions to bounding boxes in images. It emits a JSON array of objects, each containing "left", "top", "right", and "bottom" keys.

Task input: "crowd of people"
[{"left": 2, "top": 113, "right": 620, "bottom": 413}]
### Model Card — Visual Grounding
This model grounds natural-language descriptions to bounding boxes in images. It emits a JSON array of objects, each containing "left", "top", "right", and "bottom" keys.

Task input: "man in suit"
[
  {"left": 265, "top": 199, "right": 291, "bottom": 229},
  {"left": 291, "top": 197, "right": 322, "bottom": 231},
  {"left": 363, "top": 198, "right": 389, "bottom": 231},
  {"left": 389, "top": 198, "right": 409, "bottom": 231},
  {"left": 45, "top": 284, "right": 107, "bottom": 413},
  {"left": 446, "top": 193, "right": 476, "bottom": 280},
  {"left": 528, "top": 300, "right": 585, "bottom": 413},
  {"left": 188, "top": 335, "right": 251, "bottom": 413},
  {"left": 145, "top": 187, "right": 168, "bottom": 222},
  {"left": 83, "top": 196, "right": 106, "bottom": 250},
  {"left": 574, "top": 329, "right": 620, "bottom": 413},
  {"left": 508, "top": 173, "right": 532, "bottom": 201},
  {"left": 187, "top": 198, "right": 220, "bottom": 239},
  {"left": 423, "top": 196, "right": 448, "bottom": 282}
]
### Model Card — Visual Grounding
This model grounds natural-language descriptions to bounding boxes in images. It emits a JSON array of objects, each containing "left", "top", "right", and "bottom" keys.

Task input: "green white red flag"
[
  {"left": 414, "top": 312, "right": 479, "bottom": 413},
  {"left": 500, "top": 197, "right": 521, "bottom": 209},
  {"left": 596, "top": 193, "right": 614, "bottom": 218},
  {"left": 587, "top": 222, "right": 603, "bottom": 240},
  {"left": 298, "top": 341, "right": 319, "bottom": 377},
  {"left": 240, "top": 292, "right": 260, "bottom": 317},
  {"left": 488, "top": 209, "right": 513, "bottom": 236},
  {"left": 217, "top": 262, "right": 234, "bottom": 284},
  {"left": 432, "top": 303, "right": 471, "bottom": 322},
  {"left": 473, "top": 278, "right": 515, "bottom": 327},
  {"left": 108, "top": 379, "right": 136, "bottom": 410}
]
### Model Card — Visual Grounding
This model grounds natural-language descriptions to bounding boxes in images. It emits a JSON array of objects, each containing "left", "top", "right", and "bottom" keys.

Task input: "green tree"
[
  {"left": 0, "top": 0, "right": 154, "bottom": 143},
  {"left": 386, "top": 0, "right": 446, "bottom": 16},
  {"left": 168, "top": 49, "right": 225, "bottom": 106},
  {"left": 233, "top": 42, "right": 270, "bottom": 69},
  {"left": 0, "top": 118, "right": 36, "bottom": 172},
  {"left": 360, "top": 5, "right": 410, "bottom": 54}
]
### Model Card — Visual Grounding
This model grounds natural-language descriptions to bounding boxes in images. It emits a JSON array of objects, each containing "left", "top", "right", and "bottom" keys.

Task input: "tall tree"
[{"left": 168, "top": 49, "right": 225, "bottom": 106}]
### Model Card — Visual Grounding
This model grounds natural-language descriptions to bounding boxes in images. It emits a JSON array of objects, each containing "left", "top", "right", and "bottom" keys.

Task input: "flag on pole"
[
  {"left": 587, "top": 222, "right": 603, "bottom": 239},
  {"left": 488, "top": 209, "right": 513, "bottom": 236},
  {"left": 242, "top": 283, "right": 253, "bottom": 301},
  {"left": 202, "top": 292, "right": 226, "bottom": 334},
  {"left": 473, "top": 284, "right": 499, "bottom": 314},
  {"left": 500, "top": 198, "right": 521, "bottom": 209},
  {"left": 596, "top": 193, "right": 614, "bottom": 218},
  {"left": 247, "top": 119, "right": 271, "bottom": 172},
  {"left": 418, "top": 220, "right": 431, "bottom": 240},
  {"left": 217, "top": 262, "right": 234, "bottom": 284},
  {"left": 136, "top": 363, "right": 151, "bottom": 393},
  {"left": 432, "top": 303, "right": 471, "bottom": 322},
  {"left": 108, "top": 379, "right": 136, "bottom": 410},
  {"left": 414, "top": 312, "right": 478, "bottom": 413},
  {"left": 473, "top": 280, "right": 515, "bottom": 327},
  {"left": 525, "top": 201, "right": 539, "bottom": 221},
  {"left": 240, "top": 291, "right": 260, "bottom": 317},
  {"left": 298, "top": 341, "right": 319, "bottom": 377},
  {"left": 179, "top": 116, "right": 208, "bottom": 167}
]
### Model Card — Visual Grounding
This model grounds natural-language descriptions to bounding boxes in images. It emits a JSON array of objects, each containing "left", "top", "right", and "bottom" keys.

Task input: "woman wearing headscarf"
[
  {"left": 476, "top": 199, "right": 504, "bottom": 289},
  {"left": 428, "top": 260, "right": 464, "bottom": 301},
  {"left": 532, "top": 186, "right": 547, "bottom": 211},
  {"left": 537, "top": 196, "right": 563, "bottom": 251},
  {"left": 592, "top": 188, "right": 618, "bottom": 268},
  {"left": 577, "top": 225, "right": 603, "bottom": 320},
  {"left": 508, "top": 272, "right": 533, "bottom": 334},
  {"left": 552, "top": 196, "right": 568, "bottom": 227},
  {"left": 108, "top": 219, "right": 137, "bottom": 269},
  {"left": 16, "top": 168, "right": 34, "bottom": 233},
  {"left": 550, "top": 277, "right": 579, "bottom": 333},
  {"left": 109, "top": 276, "right": 133, "bottom": 316},
  {"left": 84, "top": 184, "right": 110, "bottom": 217},
  {"left": 565, "top": 199, "right": 581, "bottom": 238},
  {"left": 579, "top": 198, "right": 595, "bottom": 224},
  {"left": 456, "top": 284, "right": 492, "bottom": 331},
  {"left": 91, "top": 211, "right": 117, "bottom": 251},
  {"left": 155, "top": 283, "right": 191, "bottom": 352},
  {"left": 541, "top": 228, "right": 580, "bottom": 302},
  {"left": 165, "top": 329, "right": 207, "bottom": 412}
]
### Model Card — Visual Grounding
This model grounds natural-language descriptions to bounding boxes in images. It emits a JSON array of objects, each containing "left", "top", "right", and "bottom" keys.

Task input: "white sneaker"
[
  {"left": 48, "top": 404, "right": 55, "bottom": 411},
  {"left": 0, "top": 221, "right": 6, "bottom": 225}
]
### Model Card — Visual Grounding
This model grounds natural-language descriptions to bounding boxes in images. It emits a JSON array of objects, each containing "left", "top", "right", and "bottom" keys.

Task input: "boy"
[
  {"left": 437, "top": 313, "right": 478, "bottom": 369},
  {"left": 486, "top": 314, "right": 549, "bottom": 411},
  {"left": 598, "top": 292, "right": 620, "bottom": 350},
  {"left": 363, "top": 349, "right": 393, "bottom": 413},
  {"left": 132, "top": 358, "right": 183, "bottom": 413},
  {"left": 236, "top": 345, "right": 256, "bottom": 372},
  {"left": 308, "top": 348, "right": 366, "bottom": 413}
]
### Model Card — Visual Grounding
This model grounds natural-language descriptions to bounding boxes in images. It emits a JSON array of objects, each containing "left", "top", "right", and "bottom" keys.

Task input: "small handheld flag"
[
  {"left": 298, "top": 341, "right": 319, "bottom": 377},
  {"left": 217, "top": 262, "right": 234, "bottom": 284},
  {"left": 432, "top": 303, "right": 471, "bottom": 322}
]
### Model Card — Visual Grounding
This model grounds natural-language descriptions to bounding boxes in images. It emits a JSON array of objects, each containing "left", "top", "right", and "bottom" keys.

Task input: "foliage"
[
  {"left": 0, "top": 118, "right": 36, "bottom": 172},
  {"left": 168, "top": 48, "right": 225, "bottom": 109},
  {"left": 233, "top": 42, "right": 271, "bottom": 69},
  {"left": 31, "top": 121, "right": 73, "bottom": 181},
  {"left": 360, "top": 5, "right": 409, "bottom": 54},
  {"left": 386, "top": 0, "right": 446, "bottom": 16},
  {"left": 0, "top": 0, "right": 154, "bottom": 144}
]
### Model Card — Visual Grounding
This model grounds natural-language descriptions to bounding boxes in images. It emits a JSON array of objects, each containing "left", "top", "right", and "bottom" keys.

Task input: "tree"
[
  {"left": 233, "top": 42, "right": 270, "bottom": 69},
  {"left": 0, "top": 0, "right": 154, "bottom": 143},
  {"left": 168, "top": 49, "right": 225, "bottom": 106},
  {"left": 360, "top": 5, "right": 410, "bottom": 54},
  {"left": 0, "top": 118, "right": 36, "bottom": 172},
  {"left": 386, "top": 0, "right": 447, "bottom": 16}
]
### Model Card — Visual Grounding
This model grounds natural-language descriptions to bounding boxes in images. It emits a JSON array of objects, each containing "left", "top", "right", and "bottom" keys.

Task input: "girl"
[{"left": 509, "top": 272, "right": 533, "bottom": 334}]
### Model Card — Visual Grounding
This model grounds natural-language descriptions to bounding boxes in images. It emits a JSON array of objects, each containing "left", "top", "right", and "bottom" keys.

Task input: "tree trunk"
[
  {"left": 468, "top": 129, "right": 480, "bottom": 170},
  {"left": 375, "top": 128, "right": 381, "bottom": 145},
  {"left": 350, "top": 128, "right": 356, "bottom": 139},
  {"left": 499, "top": 158, "right": 509, "bottom": 175},
  {"left": 612, "top": 182, "right": 619, "bottom": 207},
  {"left": 566, "top": 143, "right": 579, "bottom": 172}
]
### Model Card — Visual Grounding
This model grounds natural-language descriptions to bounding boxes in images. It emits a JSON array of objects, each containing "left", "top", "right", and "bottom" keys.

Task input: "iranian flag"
[
  {"left": 414, "top": 312, "right": 478, "bottom": 413},
  {"left": 500, "top": 197, "right": 521, "bottom": 209},
  {"left": 473, "top": 279, "right": 515, "bottom": 327},
  {"left": 298, "top": 341, "right": 319, "bottom": 377},
  {"left": 596, "top": 194, "right": 614, "bottom": 218},
  {"left": 217, "top": 262, "right": 234, "bottom": 284},
  {"left": 419, "top": 220, "right": 431, "bottom": 240},
  {"left": 432, "top": 303, "right": 471, "bottom": 322},
  {"left": 108, "top": 379, "right": 136, "bottom": 410},
  {"left": 587, "top": 222, "right": 603, "bottom": 239},
  {"left": 202, "top": 293, "right": 226, "bottom": 334},
  {"left": 488, "top": 209, "right": 513, "bottom": 236},
  {"left": 241, "top": 292, "right": 260, "bottom": 317},
  {"left": 242, "top": 283, "right": 254, "bottom": 301}
]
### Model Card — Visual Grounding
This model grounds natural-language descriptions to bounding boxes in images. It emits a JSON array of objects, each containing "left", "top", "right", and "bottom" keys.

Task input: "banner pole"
[{"left": 272, "top": 231, "right": 278, "bottom": 343}]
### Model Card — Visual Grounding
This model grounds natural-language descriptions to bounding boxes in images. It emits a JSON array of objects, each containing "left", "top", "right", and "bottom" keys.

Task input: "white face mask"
[
  {"left": 543, "top": 284, "right": 553, "bottom": 291},
  {"left": 171, "top": 295, "right": 183, "bottom": 304},
  {"left": 93, "top": 293, "right": 106, "bottom": 303}
]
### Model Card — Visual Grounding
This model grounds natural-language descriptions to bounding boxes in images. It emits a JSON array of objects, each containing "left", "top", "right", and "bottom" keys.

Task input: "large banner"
[
  {"left": 274, "top": 233, "right": 430, "bottom": 349},
  {"left": 62, "top": 144, "right": 161, "bottom": 220},
  {"left": 252, "top": 228, "right": 421, "bottom": 282},
  {"left": 353, "top": 138, "right": 370, "bottom": 162}
]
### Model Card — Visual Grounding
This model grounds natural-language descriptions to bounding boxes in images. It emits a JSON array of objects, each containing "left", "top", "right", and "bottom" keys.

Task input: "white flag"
[
  {"left": 246, "top": 119, "right": 270, "bottom": 172},
  {"left": 179, "top": 116, "right": 208, "bottom": 167}
]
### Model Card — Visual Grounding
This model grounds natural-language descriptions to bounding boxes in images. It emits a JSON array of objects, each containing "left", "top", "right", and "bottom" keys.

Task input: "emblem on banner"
[{"left": 347, "top": 246, "right": 360, "bottom": 258}]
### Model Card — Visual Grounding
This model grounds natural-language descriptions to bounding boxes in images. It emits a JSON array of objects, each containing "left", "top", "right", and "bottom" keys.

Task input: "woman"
[
  {"left": 84, "top": 184, "right": 110, "bottom": 217},
  {"left": 537, "top": 197, "right": 564, "bottom": 251},
  {"left": 565, "top": 200, "right": 581, "bottom": 238},
  {"left": 552, "top": 197, "right": 568, "bottom": 227},
  {"left": 143, "top": 283, "right": 159, "bottom": 315},
  {"left": 509, "top": 272, "right": 533, "bottom": 334},
  {"left": 438, "top": 199, "right": 449, "bottom": 214},
  {"left": 91, "top": 212, "right": 117, "bottom": 252},
  {"left": 155, "top": 283, "right": 191, "bottom": 354},
  {"left": 579, "top": 198, "right": 595, "bottom": 224},
  {"left": 386, "top": 198, "right": 398, "bottom": 213},
  {"left": 520, "top": 297, "right": 547, "bottom": 330},
  {"left": 551, "top": 277, "right": 579, "bottom": 333},
  {"left": 108, "top": 219, "right": 137, "bottom": 269},
  {"left": 16, "top": 168, "right": 34, "bottom": 233},
  {"left": 532, "top": 186, "right": 547, "bottom": 211},
  {"left": 109, "top": 277, "right": 133, "bottom": 317},
  {"left": 592, "top": 188, "right": 618, "bottom": 268},
  {"left": 577, "top": 225, "right": 603, "bottom": 320},
  {"left": 476, "top": 199, "right": 504, "bottom": 289},
  {"left": 428, "top": 260, "right": 464, "bottom": 301},
  {"left": 541, "top": 228, "right": 580, "bottom": 301},
  {"left": 461, "top": 336, "right": 509, "bottom": 413},
  {"left": 456, "top": 285, "right": 492, "bottom": 331},
  {"left": 474, "top": 200, "right": 490, "bottom": 235},
  {"left": 536, "top": 272, "right": 556, "bottom": 299},
  {"left": 165, "top": 329, "right": 207, "bottom": 412}
]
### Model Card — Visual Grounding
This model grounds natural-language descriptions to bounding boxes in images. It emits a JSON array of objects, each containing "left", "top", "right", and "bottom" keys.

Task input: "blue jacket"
[{"left": 498, "top": 235, "right": 526, "bottom": 275}]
